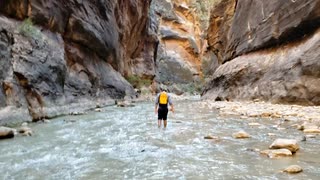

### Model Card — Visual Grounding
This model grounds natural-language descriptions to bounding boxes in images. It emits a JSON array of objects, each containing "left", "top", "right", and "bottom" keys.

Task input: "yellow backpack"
[{"left": 159, "top": 92, "right": 168, "bottom": 104}]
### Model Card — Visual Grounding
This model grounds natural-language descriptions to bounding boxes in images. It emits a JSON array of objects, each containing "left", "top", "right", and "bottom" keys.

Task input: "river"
[{"left": 0, "top": 100, "right": 319, "bottom": 179}]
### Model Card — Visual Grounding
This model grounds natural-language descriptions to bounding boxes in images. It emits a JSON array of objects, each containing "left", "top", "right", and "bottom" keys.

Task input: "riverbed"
[{"left": 0, "top": 100, "right": 319, "bottom": 179}]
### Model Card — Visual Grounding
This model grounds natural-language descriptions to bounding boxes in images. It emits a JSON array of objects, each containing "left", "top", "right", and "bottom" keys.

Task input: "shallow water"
[{"left": 0, "top": 100, "right": 320, "bottom": 179}]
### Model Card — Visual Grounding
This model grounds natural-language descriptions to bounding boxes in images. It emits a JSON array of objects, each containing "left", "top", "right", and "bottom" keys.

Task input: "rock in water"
[
  {"left": 18, "top": 126, "right": 33, "bottom": 136},
  {"left": 0, "top": 126, "right": 15, "bottom": 139},
  {"left": 232, "top": 131, "right": 250, "bottom": 139},
  {"left": 303, "top": 129, "right": 320, "bottom": 134},
  {"left": 260, "top": 149, "right": 292, "bottom": 158},
  {"left": 204, "top": 135, "right": 219, "bottom": 140},
  {"left": 283, "top": 165, "right": 303, "bottom": 174},
  {"left": 269, "top": 139, "right": 299, "bottom": 153}
]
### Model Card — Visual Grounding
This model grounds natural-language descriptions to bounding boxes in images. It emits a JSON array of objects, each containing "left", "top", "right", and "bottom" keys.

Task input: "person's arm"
[
  {"left": 168, "top": 95, "right": 174, "bottom": 112},
  {"left": 155, "top": 94, "right": 159, "bottom": 114}
]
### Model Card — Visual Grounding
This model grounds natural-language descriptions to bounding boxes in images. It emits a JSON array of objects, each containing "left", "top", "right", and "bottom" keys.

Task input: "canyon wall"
[
  {"left": 203, "top": 0, "right": 320, "bottom": 105},
  {"left": 0, "top": 0, "right": 156, "bottom": 124},
  {"left": 150, "top": 0, "right": 206, "bottom": 94}
]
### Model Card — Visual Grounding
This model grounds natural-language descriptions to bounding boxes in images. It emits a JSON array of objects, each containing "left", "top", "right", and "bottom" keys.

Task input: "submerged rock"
[
  {"left": 94, "top": 108, "right": 102, "bottom": 112},
  {"left": 267, "top": 133, "right": 276, "bottom": 137},
  {"left": 283, "top": 165, "right": 303, "bottom": 174},
  {"left": 70, "top": 112, "right": 86, "bottom": 116},
  {"left": 204, "top": 135, "right": 219, "bottom": 140},
  {"left": 305, "top": 134, "right": 316, "bottom": 138},
  {"left": 117, "top": 100, "right": 135, "bottom": 107},
  {"left": 260, "top": 149, "right": 292, "bottom": 158},
  {"left": 248, "top": 122, "right": 261, "bottom": 126},
  {"left": 0, "top": 126, "right": 15, "bottom": 139},
  {"left": 269, "top": 139, "right": 299, "bottom": 153},
  {"left": 232, "top": 131, "right": 250, "bottom": 139},
  {"left": 18, "top": 126, "right": 33, "bottom": 136}
]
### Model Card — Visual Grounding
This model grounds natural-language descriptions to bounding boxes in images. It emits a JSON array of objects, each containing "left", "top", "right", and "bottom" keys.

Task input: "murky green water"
[{"left": 0, "top": 100, "right": 319, "bottom": 179}]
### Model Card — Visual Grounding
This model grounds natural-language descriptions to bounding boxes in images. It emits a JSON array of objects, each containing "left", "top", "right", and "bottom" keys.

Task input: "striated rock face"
[
  {"left": 0, "top": 0, "right": 155, "bottom": 124},
  {"left": 203, "top": 0, "right": 320, "bottom": 105},
  {"left": 207, "top": 0, "right": 236, "bottom": 63},
  {"left": 151, "top": 0, "right": 204, "bottom": 88}
]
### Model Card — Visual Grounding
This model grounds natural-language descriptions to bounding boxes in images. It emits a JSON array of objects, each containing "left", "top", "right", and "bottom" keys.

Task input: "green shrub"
[
  {"left": 126, "top": 75, "right": 152, "bottom": 89},
  {"left": 18, "top": 18, "right": 41, "bottom": 40}
]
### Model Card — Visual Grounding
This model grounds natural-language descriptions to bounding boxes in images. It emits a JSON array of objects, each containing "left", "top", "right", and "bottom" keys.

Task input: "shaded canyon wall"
[
  {"left": 203, "top": 0, "right": 320, "bottom": 105},
  {"left": 0, "top": 0, "right": 156, "bottom": 124}
]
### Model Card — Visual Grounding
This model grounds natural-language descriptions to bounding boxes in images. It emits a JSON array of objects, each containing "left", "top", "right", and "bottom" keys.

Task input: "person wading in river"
[{"left": 155, "top": 88, "right": 174, "bottom": 128}]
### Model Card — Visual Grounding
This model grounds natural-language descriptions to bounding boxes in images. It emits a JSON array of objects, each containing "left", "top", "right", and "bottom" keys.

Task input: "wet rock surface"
[
  {"left": 283, "top": 165, "right": 303, "bottom": 174},
  {"left": 260, "top": 149, "right": 293, "bottom": 158},
  {"left": 232, "top": 130, "right": 250, "bottom": 139},
  {"left": 269, "top": 139, "right": 299, "bottom": 153}
]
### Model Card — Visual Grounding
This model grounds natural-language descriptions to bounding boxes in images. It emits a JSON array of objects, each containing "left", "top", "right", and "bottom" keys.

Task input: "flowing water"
[{"left": 0, "top": 100, "right": 320, "bottom": 179}]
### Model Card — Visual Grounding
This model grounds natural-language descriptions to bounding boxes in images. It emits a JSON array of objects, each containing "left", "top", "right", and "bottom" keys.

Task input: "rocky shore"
[{"left": 200, "top": 100, "right": 320, "bottom": 124}]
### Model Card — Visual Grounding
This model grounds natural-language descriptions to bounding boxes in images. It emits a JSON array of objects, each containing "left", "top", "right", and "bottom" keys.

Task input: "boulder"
[
  {"left": 269, "top": 139, "right": 299, "bottom": 153},
  {"left": 260, "top": 149, "right": 292, "bottom": 158},
  {"left": 232, "top": 131, "right": 250, "bottom": 139},
  {"left": 283, "top": 165, "right": 303, "bottom": 174},
  {"left": 0, "top": 126, "right": 15, "bottom": 139}
]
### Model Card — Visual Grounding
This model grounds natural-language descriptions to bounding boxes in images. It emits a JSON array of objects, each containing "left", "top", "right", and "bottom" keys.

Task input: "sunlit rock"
[
  {"left": 283, "top": 165, "right": 303, "bottom": 174},
  {"left": 260, "top": 149, "right": 292, "bottom": 158},
  {"left": 0, "top": 126, "right": 15, "bottom": 139},
  {"left": 303, "top": 129, "right": 320, "bottom": 134},
  {"left": 232, "top": 131, "right": 250, "bottom": 139},
  {"left": 248, "top": 122, "right": 261, "bottom": 126},
  {"left": 95, "top": 108, "right": 102, "bottom": 112},
  {"left": 269, "top": 139, "right": 299, "bottom": 153}
]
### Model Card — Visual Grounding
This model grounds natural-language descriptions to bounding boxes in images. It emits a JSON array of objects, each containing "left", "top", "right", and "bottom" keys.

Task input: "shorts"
[{"left": 158, "top": 106, "right": 168, "bottom": 120}]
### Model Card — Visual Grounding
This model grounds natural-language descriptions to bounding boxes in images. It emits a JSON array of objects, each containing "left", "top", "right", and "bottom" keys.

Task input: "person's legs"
[
  {"left": 163, "top": 108, "right": 168, "bottom": 128},
  {"left": 163, "top": 120, "right": 167, "bottom": 128},
  {"left": 158, "top": 120, "right": 162, "bottom": 128}
]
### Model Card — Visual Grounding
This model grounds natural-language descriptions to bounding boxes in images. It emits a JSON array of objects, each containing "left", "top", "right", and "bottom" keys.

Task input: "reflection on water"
[{"left": 0, "top": 100, "right": 320, "bottom": 179}]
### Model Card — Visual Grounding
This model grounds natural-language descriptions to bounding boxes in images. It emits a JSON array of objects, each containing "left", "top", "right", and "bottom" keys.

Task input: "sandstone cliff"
[
  {"left": 0, "top": 0, "right": 155, "bottom": 124},
  {"left": 150, "top": 0, "right": 205, "bottom": 94},
  {"left": 203, "top": 0, "right": 320, "bottom": 105}
]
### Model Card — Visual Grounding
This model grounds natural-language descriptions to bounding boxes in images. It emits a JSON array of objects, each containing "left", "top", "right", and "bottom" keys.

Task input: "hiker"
[{"left": 155, "top": 88, "right": 174, "bottom": 128}]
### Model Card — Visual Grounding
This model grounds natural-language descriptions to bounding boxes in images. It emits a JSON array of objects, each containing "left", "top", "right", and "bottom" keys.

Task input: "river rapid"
[{"left": 0, "top": 100, "right": 319, "bottom": 179}]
